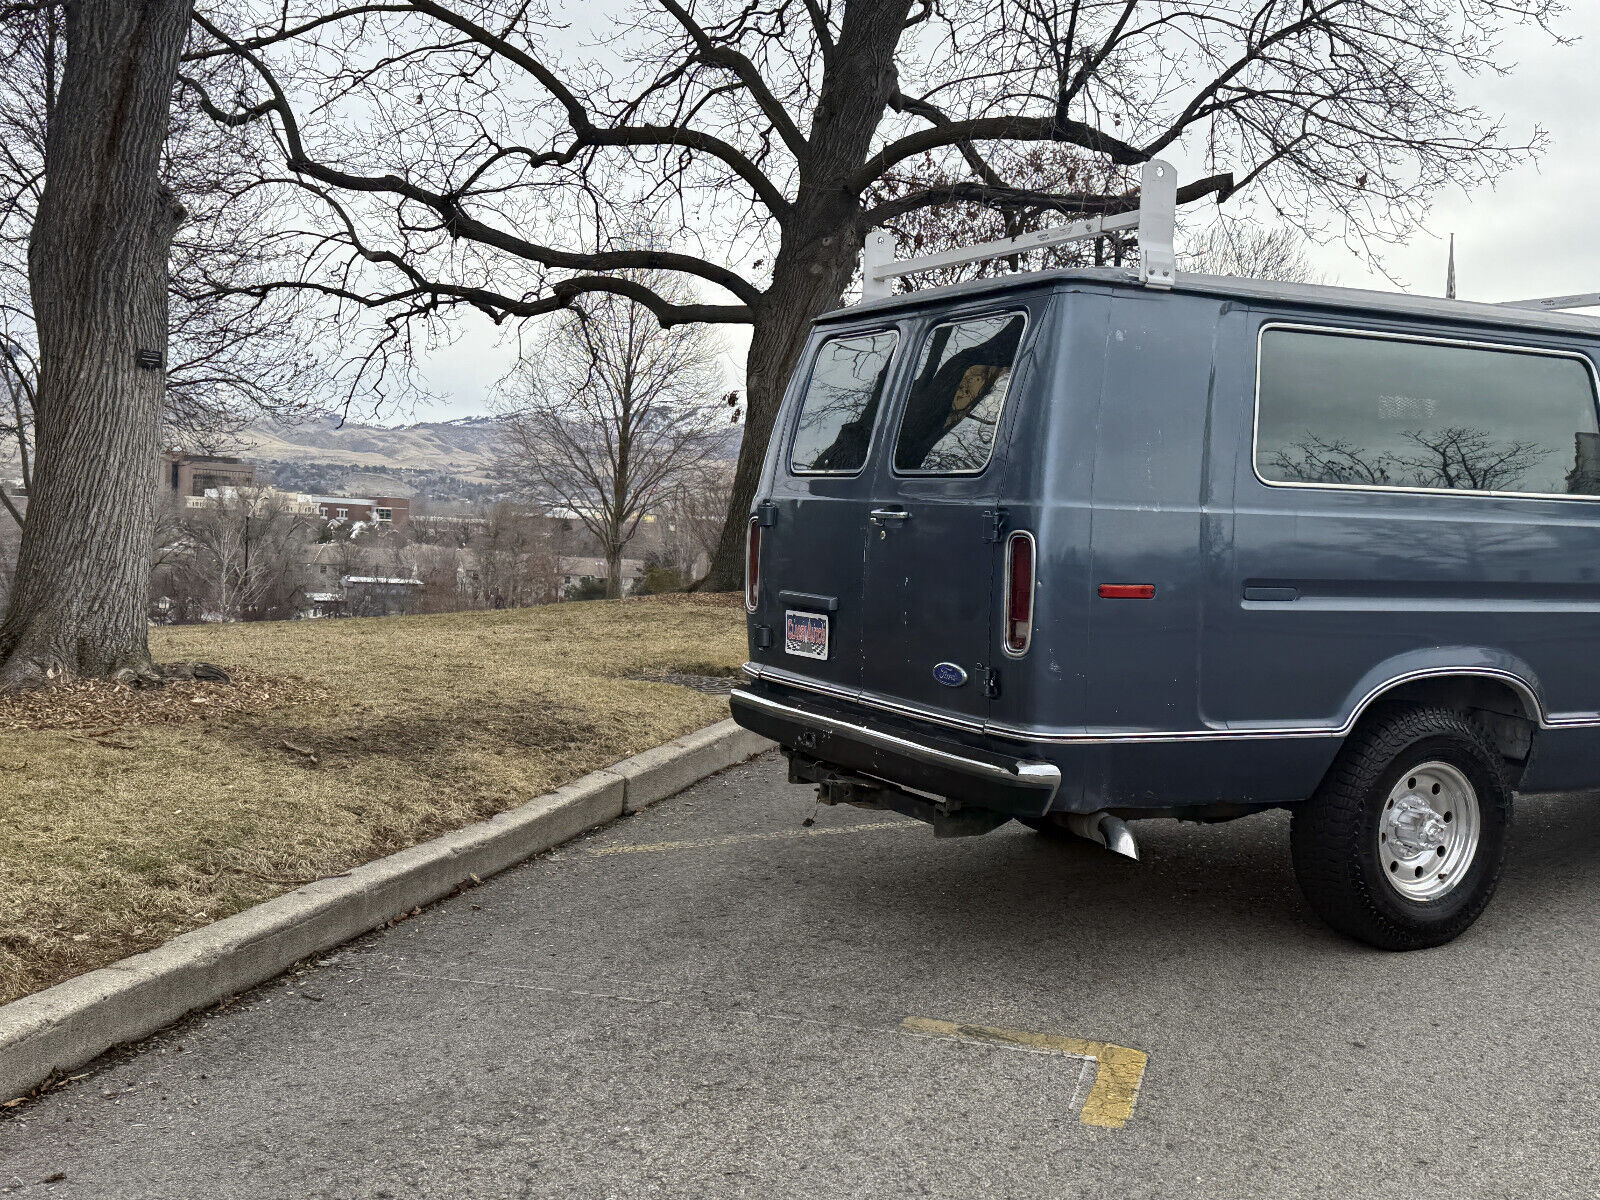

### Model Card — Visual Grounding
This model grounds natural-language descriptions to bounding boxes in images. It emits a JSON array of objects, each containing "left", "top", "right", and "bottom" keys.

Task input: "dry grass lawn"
[{"left": 0, "top": 595, "right": 745, "bottom": 1005}]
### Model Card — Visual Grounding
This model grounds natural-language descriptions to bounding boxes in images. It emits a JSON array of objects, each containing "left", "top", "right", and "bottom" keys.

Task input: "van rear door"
[
  {"left": 751, "top": 327, "right": 901, "bottom": 693},
  {"left": 858, "top": 308, "right": 1033, "bottom": 722}
]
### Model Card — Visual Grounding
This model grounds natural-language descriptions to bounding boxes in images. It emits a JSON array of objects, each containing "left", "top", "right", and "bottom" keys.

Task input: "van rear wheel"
[{"left": 1290, "top": 705, "right": 1511, "bottom": 951}]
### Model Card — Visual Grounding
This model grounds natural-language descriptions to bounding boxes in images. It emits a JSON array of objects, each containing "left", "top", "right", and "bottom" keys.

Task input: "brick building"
[
  {"left": 163, "top": 452, "right": 256, "bottom": 498},
  {"left": 309, "top": 495, "right": 411, "bottom": 530}
]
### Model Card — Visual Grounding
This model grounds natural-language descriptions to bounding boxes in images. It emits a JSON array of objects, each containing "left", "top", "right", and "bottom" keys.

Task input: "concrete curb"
[{"left": 0, "top": 717, "right": 772, "bottom": 1102}]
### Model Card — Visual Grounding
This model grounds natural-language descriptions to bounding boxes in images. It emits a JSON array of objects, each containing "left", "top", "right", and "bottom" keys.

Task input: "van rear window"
[
  {"left": 894, "top": 313, "right": 1026, "bottom": 474},
  {"left": 1256, "top": 328, "right": 1600, "bottom": 497},
  {"left": 789, "top": 331, "right": 898, "bottom": 474}
]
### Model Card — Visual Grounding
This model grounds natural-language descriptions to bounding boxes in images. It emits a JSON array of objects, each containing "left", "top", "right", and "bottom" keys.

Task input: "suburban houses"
[{"left": 5, "top": 447, "right": 721, "bottom": 625}]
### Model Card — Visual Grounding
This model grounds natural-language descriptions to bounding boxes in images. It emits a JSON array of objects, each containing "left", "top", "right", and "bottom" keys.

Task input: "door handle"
[
  {"left": 869, "top": 507, "right": 911, "bottom": 524},
  {"left": 1243, "top": 585, "right": 1299, "bottom": 602}
]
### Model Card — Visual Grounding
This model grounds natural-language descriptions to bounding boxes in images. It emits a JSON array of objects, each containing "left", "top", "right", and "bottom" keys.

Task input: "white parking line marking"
[{"left": 583, "top": 819, "right": 917, "bottom": 856}]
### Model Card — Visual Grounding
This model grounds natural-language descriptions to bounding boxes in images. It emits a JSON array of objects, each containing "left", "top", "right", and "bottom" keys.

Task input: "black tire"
[{"left": 1290, "top": 704, "right": 1512, "bottom": 951}]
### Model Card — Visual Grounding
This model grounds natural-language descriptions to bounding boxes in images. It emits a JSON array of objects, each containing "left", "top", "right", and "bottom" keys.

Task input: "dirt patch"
[{"left": 623, "top": 670, "right": 738, "bottom": 696}]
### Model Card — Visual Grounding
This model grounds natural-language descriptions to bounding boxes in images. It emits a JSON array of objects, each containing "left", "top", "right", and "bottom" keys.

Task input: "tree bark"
[
  {"left": 0, "top": 0, "right": 193, "bottom": 689},
  {"left": 701, "top": 0, "right": 914, "bottom": 592},
  {"left": 605, "top": 546, "right": 623, "bottom": 600}
]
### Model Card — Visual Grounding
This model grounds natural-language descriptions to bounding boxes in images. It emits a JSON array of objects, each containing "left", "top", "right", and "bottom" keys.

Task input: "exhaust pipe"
[{"left": 1064, "top": 812, "right": 1140, "bottom": 860}]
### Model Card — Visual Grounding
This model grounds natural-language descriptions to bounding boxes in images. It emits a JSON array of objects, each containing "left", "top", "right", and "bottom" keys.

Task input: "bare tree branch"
[{"left": 184, "top": 0, "right": 1569, "bottom": 588}]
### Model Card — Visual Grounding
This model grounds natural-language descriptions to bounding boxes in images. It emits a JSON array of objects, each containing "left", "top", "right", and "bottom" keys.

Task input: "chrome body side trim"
[
  {"left": 741, "top": 661, "right": 1586, "bottom": 744},
  {"left": 729, "top": 687, "right": 1061, "bottom": 800}
]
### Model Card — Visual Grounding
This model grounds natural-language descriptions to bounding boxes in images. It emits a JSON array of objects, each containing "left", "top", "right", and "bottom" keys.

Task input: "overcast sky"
[{"left": 405, "top": 11, "right": 1599, "bottom": 424}]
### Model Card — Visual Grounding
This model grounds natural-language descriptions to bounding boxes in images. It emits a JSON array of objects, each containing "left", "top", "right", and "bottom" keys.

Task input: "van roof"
[{"left": 822, "top": 266, "right": 1600, "bottom": 340}]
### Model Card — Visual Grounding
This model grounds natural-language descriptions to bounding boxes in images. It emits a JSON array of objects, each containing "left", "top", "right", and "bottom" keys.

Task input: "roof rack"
[
  {"left": 1501, "top": 292, "right": 1600, "bottom": 313},
  {"left": 860, "top": 159, "right": 1181, "bottom": 304}
]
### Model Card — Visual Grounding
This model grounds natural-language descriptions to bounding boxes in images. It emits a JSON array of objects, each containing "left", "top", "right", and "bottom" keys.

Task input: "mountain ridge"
[{"left": 236, "top": 415, "right": 502, "bottom": 479}]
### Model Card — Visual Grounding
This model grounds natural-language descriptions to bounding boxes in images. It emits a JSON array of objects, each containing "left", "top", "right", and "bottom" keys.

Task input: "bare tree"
[
  {"left": 0, "top": 506, "right": 18, "bottom": 610},
  {"left": 1399, "top": 427, "right": 1547, "bottom": 492},
  {"left": 465, "top": 505, "right": 561, "bottom": 609},
  {"left": 182, "top": 0, "right": 1566, "bottom": 587},
  {"left": 0, "top": 0, "right": 365, "bottom": 687},
  {"left": 1266, "top": 435, "right": 1398, "bottom": 487},
  {"left": 402, "top": 541, "right": 467, "bottom": 613},
  {"left": 493, "top": 283, "right": 731, "bottom": 599},
  {"left": 1182, "top": 225, "right": 1323, "bottom": 283},
  {"left": 164, "top": 490, "right": 312, "bottom": 621},
  {"left": 0, "top": 341, "right": 35, "bottom": 528},
  {"left": 866, "top": 146, "right": 1139, "bottom": 285},
  {"left": 1267, "top": 427, "right": 1547, "bottom": 492},
  {"left": 660, "top": 461, "right": 735, "bottom": 580}
]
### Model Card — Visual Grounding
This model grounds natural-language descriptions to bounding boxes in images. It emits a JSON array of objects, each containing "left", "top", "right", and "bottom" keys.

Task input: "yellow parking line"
[
  {"left": 584, "top": 820, "right": 917, "bottom": 856},
  {"left": 901, "top": 1017, "right": 1148, "bottom": 1129}
]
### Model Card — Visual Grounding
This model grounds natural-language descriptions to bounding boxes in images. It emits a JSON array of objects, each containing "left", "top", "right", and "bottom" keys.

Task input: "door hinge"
[
  {"left": 982, "top": 507, "right": 1008, "bottom": 542},
  {"left": 754, "top": 500, "right": 778, "bottom": 527},
  {"left": 754, "top": 625, "right": 774, "bottom": 650},
  {"left": 983, "top": 666, "right": 1001, "bottom": 698}
]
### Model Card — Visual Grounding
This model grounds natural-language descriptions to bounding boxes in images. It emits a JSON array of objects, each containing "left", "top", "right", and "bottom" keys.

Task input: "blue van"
[{"left": 729, "top": 249, "right": 1600, "bottom": 950}]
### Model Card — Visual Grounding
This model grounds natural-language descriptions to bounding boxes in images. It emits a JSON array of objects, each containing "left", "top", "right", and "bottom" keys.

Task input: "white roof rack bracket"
[
  {"left": 1501, "top": 292, "right": 1600, "bottom": 313},
  {"left": 1136, "top": 160, "right": 1177, "bottom": 288},
  {"left": 860, "top": 159, "right": 1180, "bottom": 304}
]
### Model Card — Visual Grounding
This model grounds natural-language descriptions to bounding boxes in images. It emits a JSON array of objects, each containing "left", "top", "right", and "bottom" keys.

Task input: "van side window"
[
  {"left": 789, "top": 331, "right": 899, "bottom": 474},
  {"left": 894, "top": 313, "right": 1026, "bottom": 474},
  {"left": 1257, "top": 328, "right": 1600, "bottom": 496}
]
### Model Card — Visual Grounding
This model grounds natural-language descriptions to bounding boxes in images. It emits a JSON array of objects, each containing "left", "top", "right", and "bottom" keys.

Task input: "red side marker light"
[{"left": 1099, "top": 584, "right": 1156, "bottom": 600}]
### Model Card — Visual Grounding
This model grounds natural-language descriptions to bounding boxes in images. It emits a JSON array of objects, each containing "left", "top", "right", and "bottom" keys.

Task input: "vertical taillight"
[
  {"left": 745, "top": 515, "right": 761, "bottom": 612},
  {"left": 1004, "top": 531, "right": 1035, "bottom": 656}
]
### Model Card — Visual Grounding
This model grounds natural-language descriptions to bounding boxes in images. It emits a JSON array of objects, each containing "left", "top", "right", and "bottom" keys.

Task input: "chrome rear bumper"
[{"left": 729, "top": 685, "right": 1060, "bottom": 815}]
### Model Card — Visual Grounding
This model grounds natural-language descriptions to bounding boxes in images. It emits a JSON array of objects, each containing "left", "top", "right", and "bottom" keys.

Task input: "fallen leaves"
[{"left": 0, "top": 668, "right": 318, "bottom": 734}]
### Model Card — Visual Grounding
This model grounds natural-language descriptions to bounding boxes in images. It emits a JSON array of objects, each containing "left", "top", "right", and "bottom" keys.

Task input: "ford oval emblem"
[{"left": 932, "top": 662, "right": 968, "bottom": 688}]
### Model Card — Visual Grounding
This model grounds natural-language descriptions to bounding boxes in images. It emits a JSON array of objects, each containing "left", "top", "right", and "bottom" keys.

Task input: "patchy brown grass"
[{"left": 0, "top": 595, "right": 745, "bottom": 1005}]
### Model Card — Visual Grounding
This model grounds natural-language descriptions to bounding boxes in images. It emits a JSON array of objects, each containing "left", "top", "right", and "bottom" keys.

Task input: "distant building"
[
  {"left": 182, "top": 485, "right": 319, "bottom": 515},
  {"left": 558, "top": 556, "right": 644, "bottom": 593},
  {"left": 300, "top": 543, "right": 348, "bottom": 588},
  {"left": 301, "top": 591, "right": 348, "bottom": 619},
  {"left": 163, "top": 452, "right": 255, "bottom": 498},
  {"left": 342, "top": 575, "right": 423, "bottom": 617},
  {"left": 309, "top": 494, "right": 412, "bottom": 530},
  {"left": 295, "top": 548, "right": 426, "bottom": 618}
]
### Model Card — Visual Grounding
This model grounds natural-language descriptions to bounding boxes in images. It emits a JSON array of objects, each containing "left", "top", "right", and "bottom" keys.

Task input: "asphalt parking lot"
[{"left": 4, "top": 750, "right": 1600, "bottom": 1198}]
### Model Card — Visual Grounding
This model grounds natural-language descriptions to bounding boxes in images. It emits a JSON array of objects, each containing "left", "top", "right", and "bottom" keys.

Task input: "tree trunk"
[
  {"left": 702, "top": 270, "right": 847, "bottom": 593},
  {"left": 701, "top": 0, "right": 914, "bottom": 592},
  {"left": 0, "top": 0, "right": 193, "bottom": 689},
  {"left": 605, "top": 548, "right": 623, "bottom": 600}
]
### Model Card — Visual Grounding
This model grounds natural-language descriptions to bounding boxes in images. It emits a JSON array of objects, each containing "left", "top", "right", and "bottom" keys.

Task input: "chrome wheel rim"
[{"left": 1377, "top": 761, "right": 1480, "bottom": 902}]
